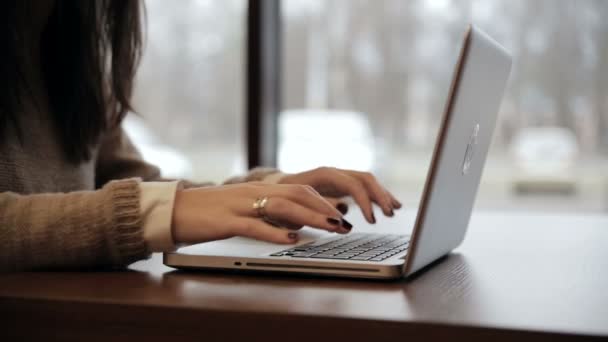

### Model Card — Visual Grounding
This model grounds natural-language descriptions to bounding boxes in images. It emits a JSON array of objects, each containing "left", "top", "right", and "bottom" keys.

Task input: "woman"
[{"left": 0, "top": 1, "right": 400, "bottom": 271}]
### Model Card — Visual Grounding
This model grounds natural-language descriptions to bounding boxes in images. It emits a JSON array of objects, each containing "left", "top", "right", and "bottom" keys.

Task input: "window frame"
[{"left": 246, "top": 0, "right": 282, "bottom": 168}]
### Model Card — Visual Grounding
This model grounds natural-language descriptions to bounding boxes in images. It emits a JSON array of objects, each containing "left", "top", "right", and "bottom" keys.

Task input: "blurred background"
[{"left": 132, "top": 0, "right": 608, "bottom": 213}]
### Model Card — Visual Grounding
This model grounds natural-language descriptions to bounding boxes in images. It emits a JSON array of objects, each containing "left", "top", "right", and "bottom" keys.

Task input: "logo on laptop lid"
[{"left": 462, "top": 123, "right": 480, "bottom": 175}]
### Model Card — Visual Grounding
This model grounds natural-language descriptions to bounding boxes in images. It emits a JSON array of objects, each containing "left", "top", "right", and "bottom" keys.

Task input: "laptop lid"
[{"left": 403, "top": 25, "right": 512, "bottom": 276}]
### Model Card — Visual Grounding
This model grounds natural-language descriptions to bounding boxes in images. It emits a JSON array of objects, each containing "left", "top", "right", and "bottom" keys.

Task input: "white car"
[
  {"left": 278, "top": 109, "right": 375, "bottom": 173},
  {"left": 510, "top": 127, "right": 579, "bottom": 194}
]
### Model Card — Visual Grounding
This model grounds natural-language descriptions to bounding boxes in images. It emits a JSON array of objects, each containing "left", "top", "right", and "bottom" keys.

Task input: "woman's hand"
[
  {"left": 279, "top": 167, "right": 402, "bottom": 224},
  {"left": 171, "top": 182, "right": 350, "bottom": 245}
]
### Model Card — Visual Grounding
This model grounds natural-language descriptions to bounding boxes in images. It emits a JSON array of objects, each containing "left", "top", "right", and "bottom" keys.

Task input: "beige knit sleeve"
[{"left": 0, "top": 178, "right": 148, "bottom": 272}]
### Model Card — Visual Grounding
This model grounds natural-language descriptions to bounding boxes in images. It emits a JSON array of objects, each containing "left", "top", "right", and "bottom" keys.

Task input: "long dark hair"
[{"left": 0, "top": 0, "right": 143, "bottom": 163}]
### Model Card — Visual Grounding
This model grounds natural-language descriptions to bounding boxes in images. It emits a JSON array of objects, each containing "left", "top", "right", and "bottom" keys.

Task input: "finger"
[
  {"left": 346, "top": 171, "right": 394, "bottom": 217},
  {"left": 327, "top": 172, "right": 375, "bottom": 224},
  {"left": 263, "top": 217, "right": 304, "bottom": 230},
  {"left": 275, "top": 184, "right": 343, "bottom": 218},
  {"left": 324, "top": 197, "right": 349, "bottom": 215},
  {"left": 336, "top": 202, "right": 348, "bottom": 215},
  {"left": 265, "top": 217, "right": 304, "bottom": 230},
  {"left": 282, "top": 223, "right": 304, "bottom": 230},
  {"left": 385, "top": 190, "right": 403, "bottom": 209},
  {"left": 233, "top": 218, "right": 300, "bottom": 244},
  {"left": 264, "top": 197, "right": 350, "bottom": 234}
]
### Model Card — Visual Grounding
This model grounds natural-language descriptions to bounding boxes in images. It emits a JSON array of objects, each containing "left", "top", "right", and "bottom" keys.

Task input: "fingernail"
[
  {"left": 327, "top": 217, "right": 341, "bottom": 226},
  {"left": 395, "top": 200, "right": 403, "bottom": 209},
  {"left": 336, "top": 203, "right": 348, "bottom": 215},
  {"left": 389, "top": 209, "right": 394, "bottom": 217},
  {"left": 371, "top": 212, "right": 376, "bottom": 224},
  {"left": 341, "top": 218, "right": 353, "bottom": 230},
  {"left": 288, "top": 232, "right": 298, "bottom": 240}
]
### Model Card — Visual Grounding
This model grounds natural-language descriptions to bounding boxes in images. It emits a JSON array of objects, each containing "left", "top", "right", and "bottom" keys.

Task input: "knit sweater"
[{"left": 0, "top": 108, "right": 277, "bottom": 271}]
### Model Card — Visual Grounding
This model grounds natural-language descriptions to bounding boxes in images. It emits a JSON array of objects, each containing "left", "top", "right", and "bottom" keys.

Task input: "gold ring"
[{"left": 252, "top": 197, "right": 269, "bottom": 218}]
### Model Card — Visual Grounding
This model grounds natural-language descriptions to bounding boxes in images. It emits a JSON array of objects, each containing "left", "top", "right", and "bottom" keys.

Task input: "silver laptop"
[{"left": 164, "top": 25, "right": 512, "bottom": 279}]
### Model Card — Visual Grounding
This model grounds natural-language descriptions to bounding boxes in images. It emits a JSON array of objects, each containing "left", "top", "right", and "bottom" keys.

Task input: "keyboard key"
[
  {"left": 350, "top": 250, "right": 370, "bottom": 254},
  {"left": 310, "top": 254, "right": 335, "bottom": 259},
  {"left": 291, "top": 252, "right": 318, "bottom": 257},
  {"left": 331, "top": 248, "right": 350, "bottom": 253},
  {"left": 291, "top": 254, "right": 317, "bottom": 258},
  {"left": 325, "top": 255, "right": 353, "bottom": 259},
  {"left": 378, "top": 252, "right": 397, "bottom": 259},
  {"left": 338, "top": 254, "right": 359, "bottom": 258}
]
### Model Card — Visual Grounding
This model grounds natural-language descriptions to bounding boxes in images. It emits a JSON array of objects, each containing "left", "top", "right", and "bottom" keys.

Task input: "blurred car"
[
  {"left": 510, "top": 126, "right": 579, "bottom": 194},
  {"left": 278, "top": 109, "right": 375, "bottom": 173},
  {"left": 122, "top": 115, "right": 194, "bottom": 179}
]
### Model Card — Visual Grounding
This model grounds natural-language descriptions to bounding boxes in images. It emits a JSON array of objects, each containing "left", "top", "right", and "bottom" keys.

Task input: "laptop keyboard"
[{"left": 270, "top": 233, "right": 410, "bottom": 262}]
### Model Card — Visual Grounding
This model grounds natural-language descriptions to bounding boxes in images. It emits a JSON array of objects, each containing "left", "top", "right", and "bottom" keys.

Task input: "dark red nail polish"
[
  {"left": 341, "top": 218, "right": 353, "bottom": 230},
  {"left": 389, "top": 209, "right": 394, "bottom": 217},
  {"left": 288, "top": 233, "right": 298, "bottom": 240},
  {"left": 336, "top": 203, "right": 348, "bottom": 215},
  {"left": 371, "top": 213, "right": 376, "bottom": 224},
  {"left": 327, "top": 217, "right": 341, "bottom": 225}
]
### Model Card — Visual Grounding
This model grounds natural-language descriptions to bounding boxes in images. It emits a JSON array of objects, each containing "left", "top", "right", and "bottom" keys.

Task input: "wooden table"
[{"left": 1, "top": 211, "right": 607, "bottom": 341}]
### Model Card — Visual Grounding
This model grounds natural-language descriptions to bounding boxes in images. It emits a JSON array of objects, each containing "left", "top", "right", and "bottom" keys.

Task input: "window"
[
  {"left": 281, "top": 0, "right": 608, "bottom": 212},
  {"left": 131, "top": 0, "right": 246, "bottom": 182}
]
